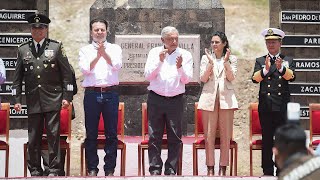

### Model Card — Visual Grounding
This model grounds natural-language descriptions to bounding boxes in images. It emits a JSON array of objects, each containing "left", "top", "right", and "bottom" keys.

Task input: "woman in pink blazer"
[{"left": 197, "top": 31, "right": 238, "bottom": 176}]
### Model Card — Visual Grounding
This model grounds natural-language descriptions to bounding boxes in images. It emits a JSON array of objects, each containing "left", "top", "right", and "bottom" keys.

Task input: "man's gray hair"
[{"left": 161, "top": 26, "right": 179, "bottom": 38}]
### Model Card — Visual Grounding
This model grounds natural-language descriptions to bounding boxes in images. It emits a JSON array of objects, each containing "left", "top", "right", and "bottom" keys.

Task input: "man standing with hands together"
[
  {"left": 79, "top": 19, "right": 122, "bottom": 176},
  {"left": 252, "top": 28, "right": 296, "bottom": 176},
  {"left": 144, "top": 26, "right": 193, "bottom": 176}
]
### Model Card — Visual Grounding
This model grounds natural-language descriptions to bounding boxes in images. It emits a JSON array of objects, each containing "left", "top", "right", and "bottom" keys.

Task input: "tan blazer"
[{"left": 198, "top": 54, "right": 238, "bottom": 111}]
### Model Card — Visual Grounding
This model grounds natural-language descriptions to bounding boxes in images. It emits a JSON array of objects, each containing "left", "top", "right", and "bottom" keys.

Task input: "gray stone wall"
[
  {"left": 90, "top": 0, "right": 225, "bottom": 135},
  {"left": 0, "top": 0, "right": 49, "bottom": 129},
  {"left": 270, "top": 0, "right": 320, "bottom": 129}
]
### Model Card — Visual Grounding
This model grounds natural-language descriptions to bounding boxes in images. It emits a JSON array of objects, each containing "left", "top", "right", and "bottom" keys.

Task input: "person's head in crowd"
[
  {"left": 27, "top": 13, "right": 50, "bottom": 42},
  {"left": 161, "top": 26, "right": 179, "bottom": 54},
  {"left": 90, "top": 18, "right": 108, "bottom": 43},
  {"left": 261, "top": 28, "right": 285, "bottom": 56},
  {"left": 273, "top": 123, "right": 307, "bottom": 169},
  {"left": 210, "top": 31, "right": 229, "bottom": 57}
]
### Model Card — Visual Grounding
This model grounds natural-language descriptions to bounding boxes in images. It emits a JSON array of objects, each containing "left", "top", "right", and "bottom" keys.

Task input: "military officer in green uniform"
[
  {"left": 12, "top": 13, "right": 73, "bottom": 176},
  {"left": 252, "top": 28, "right": 296, "bottom": 176}
]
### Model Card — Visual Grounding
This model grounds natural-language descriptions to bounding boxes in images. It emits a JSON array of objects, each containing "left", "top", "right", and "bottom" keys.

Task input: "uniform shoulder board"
[
  {"left": 49, "top": 39, "right": 60, "bottom": 44},
  {"left": 18, "top": 40, "right": 30, "bottom": 48}
]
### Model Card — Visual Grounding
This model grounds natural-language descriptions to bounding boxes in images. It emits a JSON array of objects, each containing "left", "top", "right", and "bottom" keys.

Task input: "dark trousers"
[
  {"left": 259, "top": 111, "right": 286, "bottom": 175},
  {"left": 84, "top": 89, "right": 119, "bottom": 173},
  {"left": 42, "top": 138, "right": 67, "bottom": 176},
  {"left": 147, "top": 91, "right": 184, "bottom": 174},
  {"left": 27, "top": 111, "right": 61, "bottom": 176}
]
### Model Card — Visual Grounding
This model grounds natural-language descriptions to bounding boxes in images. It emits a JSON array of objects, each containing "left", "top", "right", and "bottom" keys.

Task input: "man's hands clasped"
[{"left": 159, "top": 49, "right": 183, "bottom": 69}]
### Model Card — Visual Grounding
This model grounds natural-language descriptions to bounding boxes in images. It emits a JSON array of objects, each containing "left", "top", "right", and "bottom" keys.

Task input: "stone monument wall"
[
  {"left": 270, "top": 0, "right": 320, "bottom": 128},
  {"left": 0, "top": 0, "right": 49, "bottom": 129},
  {"left": 90, "top": 0, "right": 225, "bottom": 135}
]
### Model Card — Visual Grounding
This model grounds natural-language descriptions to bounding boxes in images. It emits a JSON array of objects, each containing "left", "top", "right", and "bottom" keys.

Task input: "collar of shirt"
[
  {"left": 33, "top": 39, "right": 45, "bottom": 48},
  {"left": 268, "top": 53, "right": 280, "bottom": 59},
  {"left": 92, "top": 41, "right": 108, "bottom": 49}
]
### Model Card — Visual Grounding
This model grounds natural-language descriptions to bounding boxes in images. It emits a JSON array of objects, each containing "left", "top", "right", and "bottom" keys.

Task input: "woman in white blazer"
[{"left": 197, "top": 31, "right": 238, "bottom": 176}]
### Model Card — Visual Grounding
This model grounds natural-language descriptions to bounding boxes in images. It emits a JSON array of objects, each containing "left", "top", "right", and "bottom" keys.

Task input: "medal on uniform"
[
  {"left": 30, "top": 66, "right": 33, "bottom": 70},
  {"left": 51, "top": 64, "right": 55, "bottom": 68},
  {"left": 24, "top": 52, "right": 31, "bottom": 63},
  {"left": 44, "top": 64, "right": 48, "bottom": 68},
  {"left": 45, "top": 49, "right": 54, "bottom": 58}
]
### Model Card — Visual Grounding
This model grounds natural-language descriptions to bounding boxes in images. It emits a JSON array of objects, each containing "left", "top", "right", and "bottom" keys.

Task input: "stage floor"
[{"left": 0, "top": 130, "right": 275, "bottom": 179}]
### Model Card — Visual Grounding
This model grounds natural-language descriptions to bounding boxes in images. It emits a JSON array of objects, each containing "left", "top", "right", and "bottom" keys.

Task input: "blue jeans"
[{"left": 84, "top": 89, "right": 119, "bottom": 173}]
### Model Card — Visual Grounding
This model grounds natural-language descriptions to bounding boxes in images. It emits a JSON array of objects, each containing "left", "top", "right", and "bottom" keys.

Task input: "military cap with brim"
[
  {"left": 261, "top": 28, "right": 285, "bottom": 40},
  {"left": 27, "top": 14, "right": 51, "bottom": 28}
]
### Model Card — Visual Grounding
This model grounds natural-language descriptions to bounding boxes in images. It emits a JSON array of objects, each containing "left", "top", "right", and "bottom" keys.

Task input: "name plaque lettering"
[
  {"left": 281, "top": 11, "right": 320, "bottom": 24},
  {"left": 300, "top": 106, "right": 309, "bottom": 120},
  {"left": 0, "top": 82, "right": 25, "bottom": 95},
  {"left": 0, "top": 33, "right": 32, "bottom": 46},
  {"left": 115, "top": 35, "right": 200, "bottom": 83},
  {"left": 282, "top": 35, "right": 320, "bottom": 47},
  {"left": 2, "top": 57, "right": 17, "bottom": 70},
  {"left": 10, "top": 105, "right": 28, "bottom": 118},
  {"left": 294, "top": 59, "right": 320, "bottom": 71},
  {"left": 289, "top": 83, "right": 320, "bottom": 96},
  {"left": 0, "top": 10, "right": 36, "bottom": 23}
]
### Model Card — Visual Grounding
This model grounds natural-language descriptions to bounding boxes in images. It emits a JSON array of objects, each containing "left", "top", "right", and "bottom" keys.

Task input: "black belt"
[
  {"left": 150, "top": 90, "right": 183, "bottom": 99},
  {"left": 85, "top": 86, "right": 117, "bottom": 92}
]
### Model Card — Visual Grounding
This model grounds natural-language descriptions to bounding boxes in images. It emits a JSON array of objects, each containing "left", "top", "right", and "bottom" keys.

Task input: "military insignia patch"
[
  {"left": 267, "top": 29, "right": 274, "bottom": 35},
  {"left": 45, "top": 49, "right": 54, "bottom": 58},
  {"left": 12, "top": 89, "right": 16, "bottom": 95},
  {"left": 24, "top": 52, "right": 32, "bottom": 61},
  {"left": 67, "top": 84, "right": 74, "bottom": 91}
]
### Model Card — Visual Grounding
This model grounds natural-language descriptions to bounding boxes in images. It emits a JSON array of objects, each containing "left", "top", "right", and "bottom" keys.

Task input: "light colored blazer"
[{"left": 198, "top": 54, "right": 238, "bottom": 111}]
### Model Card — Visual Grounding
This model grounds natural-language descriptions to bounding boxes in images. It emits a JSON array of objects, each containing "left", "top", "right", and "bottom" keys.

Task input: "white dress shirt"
[
  {"left": 33, "top": 39, "right": 44, "bottom": 51},
  {"left": 0, "top": 58, "right": 6, "bottom": 84},
  {"left": 79, "top": 41, "right": 122, "bottom": 87},
  {"left": 144, "top": 46, "right": 193, "bottom": 97}
]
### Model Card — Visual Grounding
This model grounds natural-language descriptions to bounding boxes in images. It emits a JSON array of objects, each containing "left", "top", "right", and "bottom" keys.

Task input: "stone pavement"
[{"left": 0, "top": 130, "right": 275, "bottom": 179}]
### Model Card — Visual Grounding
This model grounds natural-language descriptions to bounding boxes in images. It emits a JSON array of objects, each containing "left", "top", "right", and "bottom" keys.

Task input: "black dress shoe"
[
  {"left": 88, "top": 170, "right": 98, "bottom": 176},
  {"left": 48, "top": 173, "right": 58, "bottom": 176},
  {"left": 150, "top": 170, "right": 161, "bottom": 175},
  {"left": 105, "top": 171, "right": 114, "bottom": 176},
  {"left": 164, "top": 168, "right": 176, "bottom": 175}
]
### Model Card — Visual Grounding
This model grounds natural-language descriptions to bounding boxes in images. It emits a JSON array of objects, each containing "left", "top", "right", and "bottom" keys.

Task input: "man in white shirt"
[
  {"left": 144, "top": 26, "right": 193, "bottom": 175},
  {"left": 0, "top": 58, "right": 5, "bottom": 84},
  {"left": 79, "top": 19, "right": 122, "bottom": 176}
]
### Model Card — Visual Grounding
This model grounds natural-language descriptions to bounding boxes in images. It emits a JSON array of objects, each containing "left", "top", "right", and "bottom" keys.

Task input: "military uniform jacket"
[
  {"left": 13, "top": 38, "right": 73, "bottom": 114},
  {"left": 252, "top": 54, "right": 296, "bottom": 112},
  {"left": 278, "top": 154, "right": 320, "bottom": 180}
]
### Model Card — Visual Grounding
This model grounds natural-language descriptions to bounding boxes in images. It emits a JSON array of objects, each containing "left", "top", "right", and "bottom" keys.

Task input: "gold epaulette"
[
  {"left": 283, "top": 68, "right": 294, "bottom": 80},
  {"left": 252, "top": 70, "right": 263, "bottom": 82}
]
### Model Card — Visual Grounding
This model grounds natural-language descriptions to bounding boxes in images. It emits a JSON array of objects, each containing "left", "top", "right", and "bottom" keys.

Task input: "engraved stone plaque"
[{"left": 115, "top": 35, "right": 200, "bottom": 83}]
